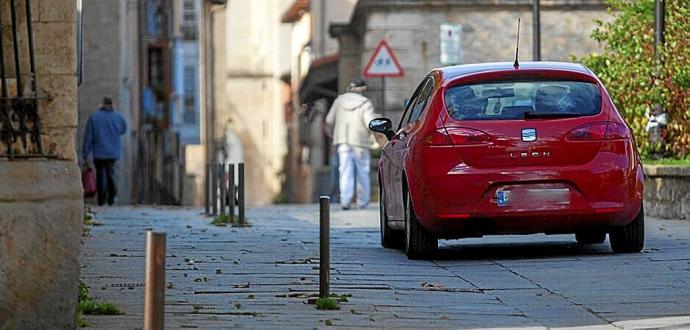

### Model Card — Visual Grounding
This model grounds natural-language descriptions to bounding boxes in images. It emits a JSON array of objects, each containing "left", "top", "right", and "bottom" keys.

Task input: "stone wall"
[
  {"left": 0, "top": 0, "right": 82, "bottom": 328},
  {"left": 644, "top": 166, "right": 690, "bottom": 220}
]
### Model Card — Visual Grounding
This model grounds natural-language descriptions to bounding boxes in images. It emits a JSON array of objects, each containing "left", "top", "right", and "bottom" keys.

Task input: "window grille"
[{"left": 0, "top": 0, "right": 45, "bottom": 160}]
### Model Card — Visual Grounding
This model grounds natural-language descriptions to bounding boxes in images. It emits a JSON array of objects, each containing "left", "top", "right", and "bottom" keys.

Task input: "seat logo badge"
[{"left": 522, "top": 128, "right": 537, "bottom": 142}]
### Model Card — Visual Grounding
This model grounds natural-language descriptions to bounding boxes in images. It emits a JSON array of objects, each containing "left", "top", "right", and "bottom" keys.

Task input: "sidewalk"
[{"left": 80, "top": 205, "right": 690, "bottom": 329}]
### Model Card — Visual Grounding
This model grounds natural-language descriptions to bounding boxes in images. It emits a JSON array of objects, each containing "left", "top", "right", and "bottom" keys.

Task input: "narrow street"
[{"left": 80, "top": 205, "right": 690, "bottom": 329}]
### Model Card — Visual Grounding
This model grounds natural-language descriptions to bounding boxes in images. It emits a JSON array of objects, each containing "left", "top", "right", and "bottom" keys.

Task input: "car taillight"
[
  {"left": 603, "top": 122, "right": 632, "bottom": 140},
  {"left": 423, "top": 127, "right": 490, "bottom": 146},
  {"left": 566, "top": 122, "right": 631, "bottom": 141}
]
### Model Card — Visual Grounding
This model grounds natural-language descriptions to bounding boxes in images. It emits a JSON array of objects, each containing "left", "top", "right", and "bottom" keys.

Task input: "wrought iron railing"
[{"left": 0, "top": 0, "right": 45, "bottom": 160}]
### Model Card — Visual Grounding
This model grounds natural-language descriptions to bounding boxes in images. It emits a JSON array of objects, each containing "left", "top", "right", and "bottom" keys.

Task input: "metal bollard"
[
  {"left": 219, "top": 163, "right": 226, "bottom": 215},
  {"left": 228, "top": 163, "right": 235, "bottom": 220},
  {"left": 211, "top": 163, "right": 218, "bottom": 216},
  {"left": 319, "top": 196, "right": 330, "bottom": 298},
  {"left": 238, "top": 163, "right": 245, "bottom": 226},
  {"left": 144, "top": 231, "right": 166, "bottom": 330},
  {"left": 204, "top": 163, "right": 210, "bottom": 215}
]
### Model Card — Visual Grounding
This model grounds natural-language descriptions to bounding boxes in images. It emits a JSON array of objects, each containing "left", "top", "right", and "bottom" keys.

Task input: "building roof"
[{"left": 282, "top": 0, "right": 310, "bottom": 23}]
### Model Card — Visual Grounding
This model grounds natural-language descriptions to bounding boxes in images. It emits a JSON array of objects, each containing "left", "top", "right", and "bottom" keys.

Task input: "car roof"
[{"left": 437, "top": 61, "right": 593, "bottom": 81}]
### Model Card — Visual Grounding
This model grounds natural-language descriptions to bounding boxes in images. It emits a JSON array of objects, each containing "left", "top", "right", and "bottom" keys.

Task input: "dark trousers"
[{"left": 94, "top": 159, "right": 117, "bottom": 206}]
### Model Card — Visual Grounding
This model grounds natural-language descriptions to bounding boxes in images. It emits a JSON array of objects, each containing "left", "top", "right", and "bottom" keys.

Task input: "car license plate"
[
  {"left": 495, "top": 187, "right": 570, "bottom": 208},
  {"left": 496, "top": 190, "right": 510, "bottom": 207}
]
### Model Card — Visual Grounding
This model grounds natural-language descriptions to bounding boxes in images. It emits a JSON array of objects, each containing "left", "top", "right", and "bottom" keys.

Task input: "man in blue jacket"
[{"left": 82, "top": 97, "right": 127, "bottom": 206}]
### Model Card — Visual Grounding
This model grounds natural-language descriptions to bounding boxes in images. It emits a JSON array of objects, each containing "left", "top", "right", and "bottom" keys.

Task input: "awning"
[{"left": 299, "top": 54, "right": 339, "bottom": 103}]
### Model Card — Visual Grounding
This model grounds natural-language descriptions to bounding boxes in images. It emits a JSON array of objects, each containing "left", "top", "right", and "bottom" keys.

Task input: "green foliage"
[
  {"left": 272, "top": 192, "right": 289, "bottom": 204},
  {"left": 211, "top": 213, "right": 234, "bottom": 226},
  {"left": 78, "top": 300, "right": 123, "bottom": 315},
  {"left": 77, "top": 280, "right": 124, "bottom": 319},
  {"left": 76, "top": 313, "right": 90, "bottom": 328},
  {"left": 578, "top": 0, "right": 690, "bottom": 158},
  {"left": 315, "top": 297, "right": 341, "bottom": 310},
  {"left": 643, "top": 156, "right": 690, "bottom": 166},
  {"left": 211, "top": 213, "right": 248, "bottom": 226}
]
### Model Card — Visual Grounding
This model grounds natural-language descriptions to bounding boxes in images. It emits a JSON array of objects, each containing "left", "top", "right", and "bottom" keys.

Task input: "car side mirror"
[{"left": 369, "top": 117, "right": 394, "bottom": 141}]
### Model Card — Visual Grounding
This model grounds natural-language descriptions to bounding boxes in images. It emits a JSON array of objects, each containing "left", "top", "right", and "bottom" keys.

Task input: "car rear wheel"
[
  {"left": 575, "top": 231, "right": 606, "bottom": 244},
  {"left": 404, "top": 191, "right": 437, "bottom": 259},
  {"left": 609, "top": 204, "right": 645, "bottom": 253},
  {"left": 380, "top": 186, "right": 402, "bottom": 249}
]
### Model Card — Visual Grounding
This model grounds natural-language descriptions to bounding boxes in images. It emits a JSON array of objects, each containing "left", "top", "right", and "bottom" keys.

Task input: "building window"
[
  {"left": 183, "top": 66, "right": 196, "bottom": 124},
  {"left": 181, "top": 0, "right": 197, "bottom": 39}
]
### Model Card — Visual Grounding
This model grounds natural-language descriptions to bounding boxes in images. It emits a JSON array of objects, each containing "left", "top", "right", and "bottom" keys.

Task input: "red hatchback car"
[{"left": 369, "top": 62, "right": 644, "bottom": 259}]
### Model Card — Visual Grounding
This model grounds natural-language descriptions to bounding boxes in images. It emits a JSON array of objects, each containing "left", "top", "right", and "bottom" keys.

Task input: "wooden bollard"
[
  {"left": 238, "top": 163, "right": 245, "bottom": 226},
  {"left": 319, "top": 196, "right": 330, "bottom": 298},
  {"left": 144, "top": 231, "right": 166, "bottom": 330}
]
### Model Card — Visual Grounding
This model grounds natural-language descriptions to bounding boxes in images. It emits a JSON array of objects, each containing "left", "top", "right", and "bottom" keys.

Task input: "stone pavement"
[{"left": 79, "top": 205, "right": 690, "bottom": 329}]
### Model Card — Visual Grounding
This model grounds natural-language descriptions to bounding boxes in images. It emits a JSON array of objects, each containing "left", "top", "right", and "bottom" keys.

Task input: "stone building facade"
[
  {"left": 79, "top": 0, "right": 195, "bottom": 206},
  {"left": 209, "top": 0, "right": 292, "bottom": 205},
  {"left": 0, "top": 0, "right": 82, "bottom": 328}
]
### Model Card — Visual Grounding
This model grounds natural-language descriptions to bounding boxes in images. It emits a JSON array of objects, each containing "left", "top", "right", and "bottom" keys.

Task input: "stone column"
[{"left": 0, "top": 0, "right": 82, "bottom": 328}]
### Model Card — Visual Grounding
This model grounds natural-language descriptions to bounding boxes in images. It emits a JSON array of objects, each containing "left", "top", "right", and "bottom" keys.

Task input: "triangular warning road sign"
[{"left": 363, "top": 40, "right": 404, "bottom": 78}]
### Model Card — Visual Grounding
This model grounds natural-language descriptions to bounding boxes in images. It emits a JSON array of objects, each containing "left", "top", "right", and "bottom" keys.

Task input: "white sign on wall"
[{"left": 440, "top": 23, "right": 462, "bottom": 65}]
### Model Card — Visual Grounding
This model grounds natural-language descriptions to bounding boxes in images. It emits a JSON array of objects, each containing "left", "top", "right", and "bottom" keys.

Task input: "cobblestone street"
[{"left": 80, "top": 205, "right": 690, "bottom": 329}]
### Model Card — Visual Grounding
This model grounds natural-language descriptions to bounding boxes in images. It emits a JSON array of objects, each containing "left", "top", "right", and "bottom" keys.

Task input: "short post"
[
  {"left": 319, "top": 196, "right": 330, "bottom": 298},
  {"left": 204, "top": 163, "right": 210, "bottom": 215},
  {"left": 228, "top": 163, "right": 235, "bottom": 220},
  {"left": 211, "top": 163, "right": 218, "bottom": 216},
  {"left": 144, "top": 231, "right": 166, "bottom": 330},
  {"left": 238, "top": 163, "right": 245, "bottom": 226},
  {"left": 219, "top": 163, "right": 226, "bottom": 215}
]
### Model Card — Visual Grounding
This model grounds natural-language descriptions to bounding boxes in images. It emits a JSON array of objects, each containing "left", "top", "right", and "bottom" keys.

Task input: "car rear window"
[{"left": 444, "top": 80, "right": 602, "bottom": 120}]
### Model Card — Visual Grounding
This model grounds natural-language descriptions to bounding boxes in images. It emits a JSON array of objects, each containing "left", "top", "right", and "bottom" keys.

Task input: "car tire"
[
  {"left": 575, "top": 231, "right": 606, "bottom": 244},
  {"left": 380, "top": 186, "right": 403, "bottom": 249},
  {"left": 609, "top": 204, "right": 644, "bottom": 253},
  {"left": 404, "top": 191, "right": 437, "bottom": 259}
]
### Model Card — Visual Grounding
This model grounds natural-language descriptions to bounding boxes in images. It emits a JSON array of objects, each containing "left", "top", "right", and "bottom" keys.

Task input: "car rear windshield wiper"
[{"left": 523, "top": 111, "right": 582, "bottom": 119}]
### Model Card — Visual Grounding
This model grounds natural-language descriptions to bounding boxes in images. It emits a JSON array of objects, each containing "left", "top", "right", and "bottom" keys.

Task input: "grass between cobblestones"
[
  {"left": 315, "top": 297, "right": 340, "bottom": 310},
  {"left": 210, "top": 213, "right": 250, "bottom": 227},
  {"left": 77, "top": 280, "right": 124, "bottom": 327},
  {"left": 78, "top": 209, "right": 124, "bottom": 327}
]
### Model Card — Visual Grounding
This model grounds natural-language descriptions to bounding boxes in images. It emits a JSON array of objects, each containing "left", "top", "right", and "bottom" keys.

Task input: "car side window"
[
  {"left": 408, "top": 78, "right": 434, "bottom": 124},
  {"left": 397, "top": 82, "right": 424, "bottom": 131}
]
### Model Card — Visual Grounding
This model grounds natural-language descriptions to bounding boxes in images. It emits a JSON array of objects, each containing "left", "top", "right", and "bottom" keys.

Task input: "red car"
[{"left": 369, "top": 62, "right": 644, "bottom": 259}]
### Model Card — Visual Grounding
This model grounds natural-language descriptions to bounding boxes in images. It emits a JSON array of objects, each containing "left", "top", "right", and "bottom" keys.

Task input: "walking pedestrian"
[
  {"left": 325, "top": 78, "right": 381, "bottom": 210},
  {"left": 82, "top": 96, "right": 127, "bottom": 206}
]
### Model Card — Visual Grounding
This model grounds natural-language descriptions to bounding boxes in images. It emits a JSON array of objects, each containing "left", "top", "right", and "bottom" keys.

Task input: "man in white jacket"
[{"left": 326, "top": 78, "right": 380, "bottom": 210}]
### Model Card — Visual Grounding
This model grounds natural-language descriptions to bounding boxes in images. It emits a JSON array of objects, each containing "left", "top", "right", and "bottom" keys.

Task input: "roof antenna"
[{"left": 513, "top": 18, "right": 521, "bottom": 69}]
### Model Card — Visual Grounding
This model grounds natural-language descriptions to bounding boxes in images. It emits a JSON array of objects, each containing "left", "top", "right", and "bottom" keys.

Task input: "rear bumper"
[
  {"left": 424, "top": 209, "right": 638, "bottom": 239},
  {"left": 408, "top": 142, "right": 644, "bottom": 237}
]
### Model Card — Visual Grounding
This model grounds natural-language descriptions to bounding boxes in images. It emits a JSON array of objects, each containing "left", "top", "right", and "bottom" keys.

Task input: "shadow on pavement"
[{"left": 434, "top": 239, "right": 613, "bottom": 261}]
